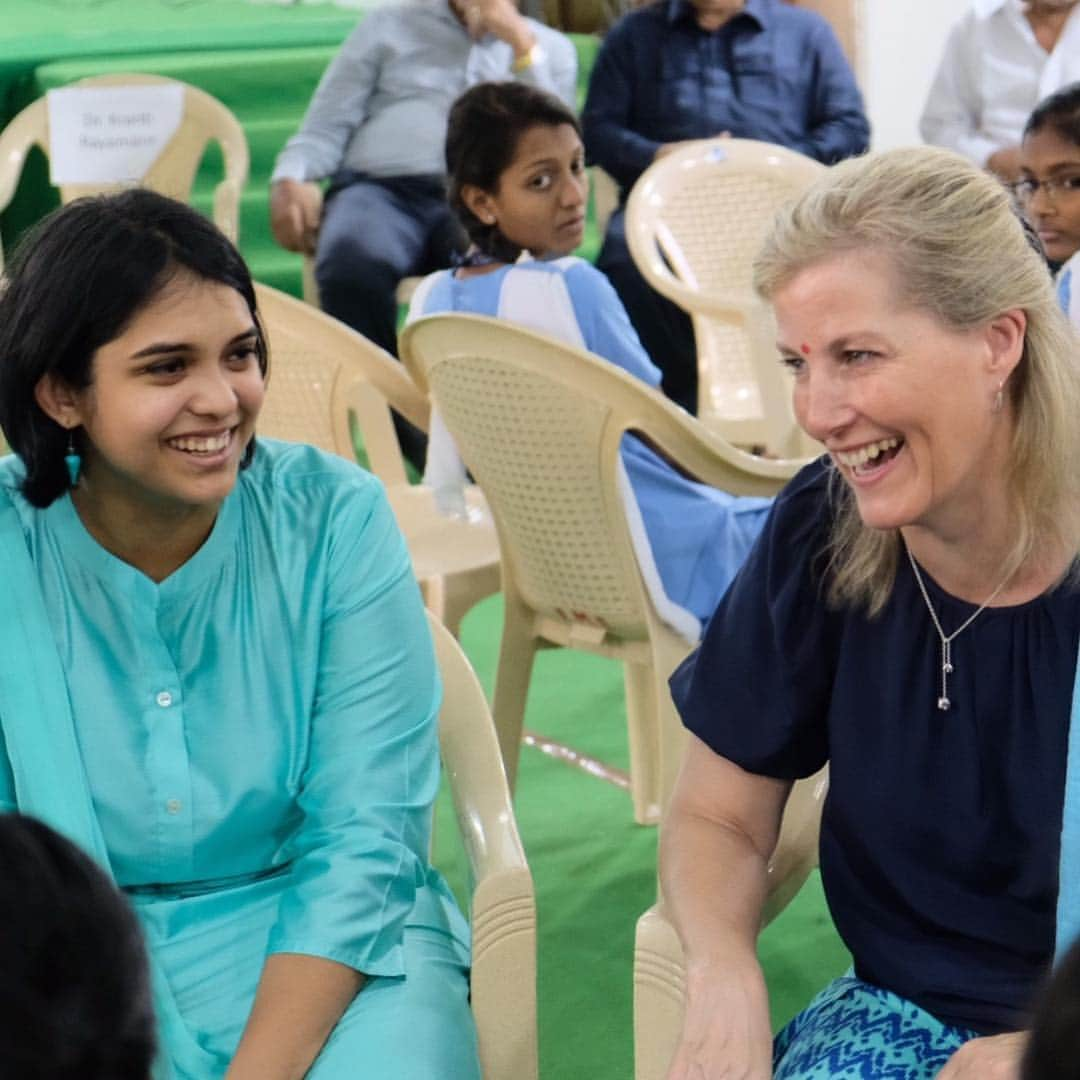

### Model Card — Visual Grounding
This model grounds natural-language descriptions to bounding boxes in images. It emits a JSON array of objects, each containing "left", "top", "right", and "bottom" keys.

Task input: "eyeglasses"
[{"left": 1011, "top": 175, "right": 1080, "bottom": 204}]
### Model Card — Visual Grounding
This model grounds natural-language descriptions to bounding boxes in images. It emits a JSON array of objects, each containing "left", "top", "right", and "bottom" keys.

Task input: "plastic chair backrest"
[
  {"left": 0, "top": 72, "right": 249, "bottom": 266},
  {"left": 254, "top": 282, "right": 428, "bottom": 488},
  {"left": 626, "top": 138, "right": 824, "bottom": 458},
  {"left": 401, "top": 313, "right": 793, "bottom": 642}
]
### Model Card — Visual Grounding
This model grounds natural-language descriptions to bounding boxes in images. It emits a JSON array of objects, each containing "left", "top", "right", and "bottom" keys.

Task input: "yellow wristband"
[{"left": 512, "top": 42, "right": 543, "bottom": 73}]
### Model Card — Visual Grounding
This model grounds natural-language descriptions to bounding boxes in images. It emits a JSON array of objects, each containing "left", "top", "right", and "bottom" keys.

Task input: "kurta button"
[
  {"left": 156, "top": 691, "right": 173, "bottom": 708},
  {"left": 165, "top": 798, "right": 182, "bottom": 815}
]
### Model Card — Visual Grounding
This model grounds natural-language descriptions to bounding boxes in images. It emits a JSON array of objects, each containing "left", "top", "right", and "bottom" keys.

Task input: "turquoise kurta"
[{"left": 0, "top": 439, "right": 477, "bottom": 1078}]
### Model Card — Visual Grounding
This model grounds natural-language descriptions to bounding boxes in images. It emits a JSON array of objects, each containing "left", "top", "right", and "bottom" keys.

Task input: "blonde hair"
[{"left": 753, "top": 146, "right": 1080, "bottom": 614}]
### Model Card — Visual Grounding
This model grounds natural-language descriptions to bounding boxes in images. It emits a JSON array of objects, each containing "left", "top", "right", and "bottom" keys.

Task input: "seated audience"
[
  {"left": 0, "top": 813, "right": 155, "bottom": 1079},
  {"left": 662, "top": 146, "right": 1080, "bottom": 1078},
  {"left": 581, "top": 0, "right": 869, "bottom": 413},
  {"left": 408, "top": 81, "right": 774, "bottom": 630},
  {"left": 1017, "top": 82, "right": 1080, "bottom": 324},
  {"left": 269, "top": 0, "right": 575, "bottom": 467},
  {"left": 0, "top": 190, "right": 479, "bottom": 1079},
  {"left": 1022, "top": 935, "right": 1080, "bottom": 1080},
  {"left": 921, "top": 0, "right": 1080, "bottom": 183}
]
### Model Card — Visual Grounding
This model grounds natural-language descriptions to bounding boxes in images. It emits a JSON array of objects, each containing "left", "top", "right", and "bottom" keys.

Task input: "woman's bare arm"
[
  {"left": 661, "top": 734, "right": 792, "bottom": 1080},
  {"left": 225, "top": 953, "right": 365, "bottom": 1080}
]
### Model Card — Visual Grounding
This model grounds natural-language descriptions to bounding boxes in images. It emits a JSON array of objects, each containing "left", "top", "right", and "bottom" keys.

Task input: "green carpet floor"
[{"left": 435, "top": 594, "right": 851, "bottom": 1079}]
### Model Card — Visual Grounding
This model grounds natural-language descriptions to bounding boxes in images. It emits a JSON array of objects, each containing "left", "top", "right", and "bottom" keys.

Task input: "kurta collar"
[
  {"left": 666, "top": 0, "right": 768, "bottom": 29},
  {"left": 49, "top": 477, "right": 242, "bottom": 603}
]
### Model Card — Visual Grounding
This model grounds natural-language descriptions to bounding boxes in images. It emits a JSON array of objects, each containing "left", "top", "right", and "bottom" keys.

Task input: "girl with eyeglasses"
[{"left": 1018, "top": 81, "right": 1080, "bottom": 325}]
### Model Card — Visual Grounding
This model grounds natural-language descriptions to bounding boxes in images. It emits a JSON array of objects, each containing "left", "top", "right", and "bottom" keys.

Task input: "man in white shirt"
[{"left": 920, "top": 0, "right": 1080, "bottom": 181}]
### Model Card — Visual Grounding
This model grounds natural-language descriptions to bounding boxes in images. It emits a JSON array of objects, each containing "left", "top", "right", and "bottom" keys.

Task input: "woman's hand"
[
  {"left": 660, "top": 739, "right": 791, "bottom": 1079},
  {"left": 269, "top": 180, "right": 322, "bottom": 256},
  {"left": 665, "top": 954, "right": 773, "bottom": 1080},
  {"left": 935, "top": 1031, "right": 1027, "bottom": 1080},
  {"left": 460, "top": 0, "right": 534, "bottom": 55}
]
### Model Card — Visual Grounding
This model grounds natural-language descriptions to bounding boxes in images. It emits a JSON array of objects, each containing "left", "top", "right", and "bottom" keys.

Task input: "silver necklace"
[{"left": 905, "top": 546, "right": 1009, "bottom": 711}]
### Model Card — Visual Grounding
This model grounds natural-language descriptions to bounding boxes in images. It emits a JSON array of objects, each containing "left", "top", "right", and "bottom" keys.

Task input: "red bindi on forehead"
[{"left": 801, "top": 343, "right": 811, "bottom": 355}]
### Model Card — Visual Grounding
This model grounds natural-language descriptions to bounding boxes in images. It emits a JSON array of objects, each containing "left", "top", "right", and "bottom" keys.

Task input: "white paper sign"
[{"left": 46, "top": 85, "right": 184, "bottom": 185}]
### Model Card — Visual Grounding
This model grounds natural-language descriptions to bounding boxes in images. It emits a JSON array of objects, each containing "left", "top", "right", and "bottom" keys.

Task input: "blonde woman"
[{"left": 662, "top": 147, "right": 1080, "bottom": 1080}]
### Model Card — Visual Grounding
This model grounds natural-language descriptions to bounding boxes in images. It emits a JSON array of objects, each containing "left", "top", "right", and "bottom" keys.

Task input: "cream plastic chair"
[
  {"left": 625, "top": 138, "right": 825, "bottom": 459},
  {"left": 254, "top": 283, "right": 501, "bottom": 636},
  {"left": 428, "top": 611, "right": 538, "bottom": 1080},
  {"left": 634, "top": 766, "right": 829, "bottom": 1080},
  {"left": 400, "top": 313, "right": 802, "bottom": 825},
  {"left": 0, "top": 73, "right": 249, "bottom": 269}
]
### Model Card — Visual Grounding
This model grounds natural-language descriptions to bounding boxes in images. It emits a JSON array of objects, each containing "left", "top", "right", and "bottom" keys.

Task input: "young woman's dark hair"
[
  {"left": 445, "top": 80, "right": 583, "bottom": 263},
  {"left": 0, "top": 189, "right": 269, "bottom": 508},
  {"left": 0, "top": 814, "right": 156, "bottom": 1079},
  {"left": 1024, "top": 80, "right": 1080, "bottom": 146}
]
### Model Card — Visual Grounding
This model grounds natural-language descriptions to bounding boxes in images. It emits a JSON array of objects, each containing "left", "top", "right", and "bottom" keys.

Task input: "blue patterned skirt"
[{"left": 773, "top": 975, "right": 979, "bottom": 1079}]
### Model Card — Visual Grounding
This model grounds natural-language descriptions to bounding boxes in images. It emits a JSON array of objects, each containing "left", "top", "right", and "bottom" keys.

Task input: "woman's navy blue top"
[{"left": 670, "top": 457, "right": 1080, "bottom": 1034}]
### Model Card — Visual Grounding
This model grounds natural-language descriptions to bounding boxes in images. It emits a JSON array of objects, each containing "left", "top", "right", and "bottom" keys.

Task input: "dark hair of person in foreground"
[
  {"left": 0, "top": 814, "right": 156, "bottom": 1079},
  {"left": 1023, "top": 935, "right": 1080, "bottom": 1080}
]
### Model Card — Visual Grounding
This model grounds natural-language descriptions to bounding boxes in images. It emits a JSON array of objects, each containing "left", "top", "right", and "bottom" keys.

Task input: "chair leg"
[
  {"left": 655, "top": 681, "right": 688, "bottom": 826},
  {"left": 492, "top": 593, "right": 538, "bottom": 793},
  {"left": 624, "top": 660, "right": 662, "bottom": 825},
  {"left": 648, "top": 631, "right": 693, "bottom": 823}
]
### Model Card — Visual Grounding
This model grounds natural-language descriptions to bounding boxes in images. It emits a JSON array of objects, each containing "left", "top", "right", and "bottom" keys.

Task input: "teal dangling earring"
[{"left": 64, "top": 429, "right": 81, "bottom": 487}]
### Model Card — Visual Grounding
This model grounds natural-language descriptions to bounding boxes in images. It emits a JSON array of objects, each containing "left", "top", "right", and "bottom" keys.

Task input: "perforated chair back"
[
  {"left": 401, "top": 313, "right": 796, "bottom": 822},
  {"left": 626, "top": 138, "right": 824, "bottom": 458},
  {"left": 420, "top": 333, "right": 647, "bottom": 639},
  {"left": 0, "top": 73, "right": 249, "bottom": 268},
  {"left": 405, "top": 314, "right": 787, "bottom": 639}
]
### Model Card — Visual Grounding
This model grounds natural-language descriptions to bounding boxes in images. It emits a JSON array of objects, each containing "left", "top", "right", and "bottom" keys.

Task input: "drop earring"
[
  {"left": 992, "top": 380, "right": 1005, "bottom": 414},
  {"left": 65, "top": 429, "right": 81, "bottom": 486}
]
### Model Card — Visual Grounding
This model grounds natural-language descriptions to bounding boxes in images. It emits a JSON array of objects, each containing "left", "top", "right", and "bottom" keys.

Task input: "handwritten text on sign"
[{"left": 46, "top": 85, "right": 184, "bottom": 185}]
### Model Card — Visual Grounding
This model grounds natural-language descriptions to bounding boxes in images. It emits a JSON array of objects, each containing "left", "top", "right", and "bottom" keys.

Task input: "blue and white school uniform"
[
  {"left": 1058, "top": 250, "right": 1080, "bottom": 330},
  {"left": 408, "top": 257, "right": 773, "bottom": 636}
]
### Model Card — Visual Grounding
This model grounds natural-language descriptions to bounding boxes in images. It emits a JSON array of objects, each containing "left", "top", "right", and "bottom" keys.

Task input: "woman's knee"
[{"left": 309, "top": 930, "right": 479, "bottom": 1080}]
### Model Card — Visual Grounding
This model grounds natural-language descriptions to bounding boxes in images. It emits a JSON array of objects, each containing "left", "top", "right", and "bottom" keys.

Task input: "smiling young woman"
[
  {"left": 33, "top": 273, "right": 266, "bottom": 582},
  {"left": 0, "top": 190, "right": 479, "bottom": 1080},
  {"left": 660, "top": 147, "right": 1080, "bottom": 1080}
]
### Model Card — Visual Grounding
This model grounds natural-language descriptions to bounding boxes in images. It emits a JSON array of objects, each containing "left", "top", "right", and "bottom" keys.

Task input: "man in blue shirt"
[{"left": 583, "top": 0, "right": 868, "bottom": 413}]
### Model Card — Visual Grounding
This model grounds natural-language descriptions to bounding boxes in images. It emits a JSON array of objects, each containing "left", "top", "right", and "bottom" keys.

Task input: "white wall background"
[{"left": 859, "top": 0, "right": 973, "bottom": 150}]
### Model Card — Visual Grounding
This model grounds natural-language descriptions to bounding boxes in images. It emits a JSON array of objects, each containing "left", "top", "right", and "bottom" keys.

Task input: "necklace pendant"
[
  {"left": 937, "top": 696, "right": 951, "bottom": 711},
  {"left": 943, "top": 662, "right": 954, "bottom": 674}
]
